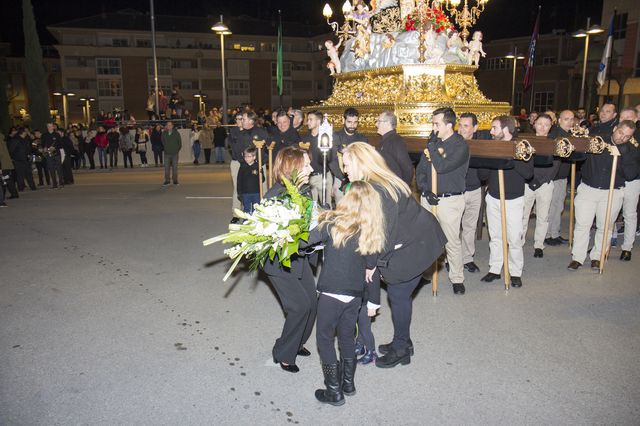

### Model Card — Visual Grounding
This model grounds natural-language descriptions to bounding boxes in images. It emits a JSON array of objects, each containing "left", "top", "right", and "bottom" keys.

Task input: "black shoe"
[
  {"left": 341, "top": 358, "right": 357, "bottom": 396},
  {"left": 510, "top": 276, "right": 523, "bottom": 288},
  {"left": 556, "top": 236, "right": 569, "bottom": 244},
  {"left": 354, "top": 340, "right": 365, "bottom": 357},
  {"left": 315, "top": 363, "right": 344, "bottom": 406},
  {"left": 567, "top": 260, "right": 582, "bottom": 271},
  {"left": 297, "top": 347, "right": 311, "bottom": 357},
  {"left": 8, "top": 195, "right": 18, "bottom": 199},
  {"left": 452, "top": 283, "right": 465, "bottom": 294},
  {"left": 534, "top": 248, "right": 544, "bottom": 258},
  {"left": 378, "top": 339, "right": 413, "bottom": 356},
  {"left": 162, "top": 181, "right": 170, "bottom": 186},
  {"left": 591, "top": 260, "right": 600, "bottom": 270},
  {"left": 480, "top": 272, "right": 501, "bottom": 282},
  {"left": 230, "top": 217, "right": 241, "bottom": 224},
  {"left": 620, "top": 250, "right": 631, "bottom": 261},
  {"left": 173, "top": 182, "right": 179, "bottom": 186},
  {"left": 279, "top": 362, "right": 299, "bottom": 373},
  {"left": 464, "top": 262, "right": 479, "bottom": 272},
  {"left": 544, "top": 237, "right": 560, "bottom": 246},
  {"left": 375, "top": 348, "right": 411, "bottom": 369},
  {"left": 0, "top": 202, "right": 7, "bottom": 207}
]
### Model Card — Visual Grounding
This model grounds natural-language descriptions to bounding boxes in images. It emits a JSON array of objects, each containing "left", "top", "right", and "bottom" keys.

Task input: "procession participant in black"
[
  {"left": 301, "top": 110, "right": 333, "bottom": 205},
  {"left": 375, "top": 110, "right": 414, "bottom": 185},
  {"left": 416, "top": 107, "right": 469, "bottom": 295},
  {"left": 269, "top": 109, "right": 300, "bottom": 156},
  {"left": 61, "top": 129, "right": 75, "bottom": 185},
  {"left": 41, "top": 123, "right": 64, "bottom": 189},
  {"left": 617, "top": 108, "right": 640, "bottom": 261},
  {"left": 328, "top": 108, "right": 369, "bottom": 203},
  {"left": 590, "top": 103, "right": 618, "bottom": 138},
  {"left": 477, "top": 116, "right": 534, "bottom": 288},
  {"left": 0, "top": 132, "right": 18, "bottom": 203},
  {"left": 568, "top": 120, "right": 638, "bottom": 271},
  {"left": 32, "top": 130, "right": 51, "bottom": 186},
  {"left": 8, "top": 127, "right": 37, "bottom": 191},
  {"left": 308, "top": 181, "right": 386, "bottom": 406},
  {"left": 341, "top": 143, "right": 446, "bottom": 368},
  {"left": 261, "top": 147, "right": 317, "bottom": 373},
  {"left": 457, "top": 112, "right": 490, "bottom": 273}
]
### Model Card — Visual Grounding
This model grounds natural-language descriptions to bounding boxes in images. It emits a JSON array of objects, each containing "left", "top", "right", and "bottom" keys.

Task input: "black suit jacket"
[{"left": 377, "top": 130, "right": 414, "bottom": 185}]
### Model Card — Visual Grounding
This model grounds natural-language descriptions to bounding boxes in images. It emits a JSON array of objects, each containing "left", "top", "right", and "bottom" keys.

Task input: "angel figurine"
[
  {"left": 467, "top": 31, "right": 486, "bottom": 66},
  {"left": 325, "top": 39, "right": 343, "bottom": 75},
  {"left": 350, "top": 1, "right": 373, "bottom": 60}
]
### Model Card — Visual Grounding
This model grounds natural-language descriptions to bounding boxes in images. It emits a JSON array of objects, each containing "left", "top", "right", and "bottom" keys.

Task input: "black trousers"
[
  {"left": 14, "top": 161, "right": 36, "bottom": 190},
  {"left": 62, "top": 157, "right": 74, "bottom": 184},
  {"left": 203, "top": 148, "right": 212, "bottom": 164},
  {"left": 316, "top": 294, "right": 360, "bottom": 364},
  {"left": 356, "top": 300, "right": 375, "bottom": 351},
  {"left": 269, "top": 266, "right": 317, "bottom": 365},
  {"left": 47, "top": 156, "right": 63, "bottom": 188},
  {"left": 35, "top": 161, "right": 50, "bottom": 185},
  {"left": 109, "top": 146, "right": 119, "bottom": 167},
  {"left": 386, "top": 274, "right": 422, "bottom": 352},
  {"left": 85, "top": 147, "right": 95, "bottom": 169},
  {"left": 153, "top": 150, "right": 163, "bottom": 165},
  {"left": 123, "top": 150, "right": 133, "bottom": 168}
]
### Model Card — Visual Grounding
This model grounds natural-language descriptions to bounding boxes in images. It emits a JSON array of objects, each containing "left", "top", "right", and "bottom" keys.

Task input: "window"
[
  {"left": 292, "top": 80, "right": 312, "bottom": 90},
  {"left": 112, "top": 38, "right": 129, "bottom": 47},
  {"left": 484, "top": 57, "right": 510, "bottom": 70},
  {"left": 172, "top": 59, "right": 197, "bottom": 69},
  {"left": 514, "top": 92, "right": 523, "bottom": 109},
  {"left": 97, "top": 79, "right": 122, "bottom": 97},
  {"left": 613, "top": 13, "right": 627, "bottom": 40},
  {"left": 177, "top": 80, "right": 198, "bottom": 90},
  {"left": 96, "top": 58, "right": 121, "bottom": 75},
  {"left": 147, "top": 59, "right": 171, "bottom": 75},
  {"left": 271, "top": 62, "right": 292, "bottom": 77},
  {"left": 147, "top": 80, "right": 172, "bottom": 94},
  {"left": 271, "top": 80, "right": 292, "bottom": 95},
  {"left": 542, "top": 56, "right": 557, "bottom": 65},
  {"left": 533, "top": 91, "right": 554, "bottom": 111},
  {"left": 65, "top": 56, "right": 91, "bottom": 67},
  {"left": 228, "top": 80, "right": 250, "bottom": 96},
  {"left": 292, "top": 62, "right": 311, "bottom": 71},
  {"left": 228, "top": 59, "right": 249, "bottom": 76},
  {"left": 200, "top": 59, "right": 221, "bottom": 69},
  {"left": 67, "top": 79, "right": 97, "bottom": 90},
  {"left": 201, "top": 79, "right": 222, "bottom": 90},
  {"left": 136, "top": 39, "right": 151, "bottom": 48}
]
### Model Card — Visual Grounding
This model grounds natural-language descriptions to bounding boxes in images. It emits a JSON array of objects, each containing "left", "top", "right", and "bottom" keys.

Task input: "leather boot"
[
  {"left": 315, "top": 363, "right": 345, "bottom": 406},
  {"left": 341, "top": 357, "right": 357, "bottom": 396}
]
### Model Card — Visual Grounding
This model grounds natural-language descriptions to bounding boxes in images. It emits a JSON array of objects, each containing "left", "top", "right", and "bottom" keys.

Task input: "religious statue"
[
  {"left": 466, "top": 31, "right": 486, "bottom": 66},
  {"left": 350, "top": 1, "right": 373, "bottom": 60},
  {"left": 443, "top": 30, "right": 468, "bottom": 64},
  {"left": 325, "top": 39, "right": 343, "bottom": 75}
]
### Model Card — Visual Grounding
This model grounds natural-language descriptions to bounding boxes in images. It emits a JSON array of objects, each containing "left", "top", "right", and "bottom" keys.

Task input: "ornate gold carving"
[
  {"left": 444, "top": 72, "right": 488, "bottom": 102},
  {"left": 371, "top": 7, "right": 403, "bottom": 33},
  {"left": 570, "top": 124, "right": 590, "bottom": 138},
  {"left": 554, "top": 137, "right": 575, "bottom": 158},
  {"left": 588, "top": 136, "right": 606, "bottom": 154},
  {"left": 514, "top": 139, "right": 535, "bottom": 161}
]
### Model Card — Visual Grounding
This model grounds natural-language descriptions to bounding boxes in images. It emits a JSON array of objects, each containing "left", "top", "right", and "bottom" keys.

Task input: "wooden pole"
[
  {"left": 569, "top": 162, "right": 577, "bottom": 248},
  {"left": 253, "top": 139, "right": 265, "bottom": 199},
  {"left": 498, "top": 169, "right": 510, "bottom": 289},
  {"left": 267, "top": 141, "right": 275, "bottom": 189},
  {"left": 599, "top": 146, "right": 620, "bottom": 274},
  {"left": 431, "top": 165, "right": 439, "bottom": 296}
]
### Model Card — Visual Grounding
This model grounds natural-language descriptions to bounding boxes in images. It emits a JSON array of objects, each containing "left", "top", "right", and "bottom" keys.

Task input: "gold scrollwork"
[
  {"left": 445, "top": 73, "right": 488, "bottom": 102},
  {"left": 570, "top": 125, "right": 590, "bottom": 138},
  {"left": 371, "top": 7, "right": 403, "bottom": 33},
  {"left": 554, "top": 137, "right": 575, "bottom": 158},
  {"left": 515, "top": 139, "right": 535, "bottom": 161},
  {"left": 588, "top": 136, "right": 606, "bottom": 154}
]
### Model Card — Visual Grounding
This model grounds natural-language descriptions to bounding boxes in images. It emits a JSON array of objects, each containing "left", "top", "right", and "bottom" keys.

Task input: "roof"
[{"left": 48, "top": 9, "right": 328, "bottom": 38}]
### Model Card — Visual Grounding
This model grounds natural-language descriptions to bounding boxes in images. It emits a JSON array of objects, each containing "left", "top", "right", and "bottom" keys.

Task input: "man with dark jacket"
[
  {"left": 301, "top": 111, "right": 332, "bottom": 204},
  {"left": 477, "top": 116, "right": 534, "bottom": 288},
  {"left": 161, "top": 121, "right": 182, "bottom": 185},
  {"left": 416, "top": 107, "right": 469, "bottom": 295},
  {"left": 590, "top": 103, "right": 618, "bottom": 138},
  {"left": 41, "top": 123, "right": 64, "bottom": 189},
  {"left": 0, "top": 132, "right": 18, "bottom": 205},
  {"left": 269, "top": 109, "right": 300, "bottom": 156},
  {"left": 8, "top": 127, "right": 36, "bottom": 191},
  {"left": 375, "top": 110, "right": 413, "bottom": 185}
]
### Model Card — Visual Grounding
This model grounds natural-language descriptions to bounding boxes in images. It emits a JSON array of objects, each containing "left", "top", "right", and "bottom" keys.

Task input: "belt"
[{"left": 438, "top": 192, "right": 464, "bottom": 198}]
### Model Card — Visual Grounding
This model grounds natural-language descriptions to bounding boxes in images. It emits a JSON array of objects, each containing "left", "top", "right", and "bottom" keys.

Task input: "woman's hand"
[{"left": 365, "top": 267, "right": 376, "bottom": 283}]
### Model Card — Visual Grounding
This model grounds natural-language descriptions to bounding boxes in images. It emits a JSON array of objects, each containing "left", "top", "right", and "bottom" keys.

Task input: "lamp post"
[
  {"left": 211, "top": 15, "right": 232, "bottom": 126},
  {"left": 193, "top": 92, "right": 208, "bottom": 114},
  {"left": 53, "top": 90, "right": 76, "bottom": 128},
  {"left": 573, "top": 18, "right": 604, "bottom": 108},
  {"left": 79, "top": 97, "right": 96, "bottom": 126},
  {"left": 505, "top": 48, "right": 525, "bottom": 115}
]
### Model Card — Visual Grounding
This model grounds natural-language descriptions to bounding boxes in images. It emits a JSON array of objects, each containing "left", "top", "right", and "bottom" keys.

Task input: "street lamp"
[
  {"left": 505, "top": 48, "right": 525, "bottom": 115},
  {"left": 53, "top": 90, "right": 76, "bottom": 128},
  {"left": 79, "top": 97, "right": 96, "bottom": 126},
  {"left": 573, "top": 17, "right": 604, "bottom": 108},
  {"left": 211, "top": 15, "right": 232, "bottom": 126},
  {"left": 193, "top": 92, "right": 208, "bottom": 114}
]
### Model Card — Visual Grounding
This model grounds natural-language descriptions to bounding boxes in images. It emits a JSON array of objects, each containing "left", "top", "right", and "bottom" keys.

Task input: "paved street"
[{"left": 1, "top": 165, "right": 639, "bottom": 425}]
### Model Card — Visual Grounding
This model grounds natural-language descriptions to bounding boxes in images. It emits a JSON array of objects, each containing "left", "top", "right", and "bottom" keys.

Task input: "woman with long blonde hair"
[
  {"left": 341, "top": 142, "right": 446, "bottom": 368},
  {"left": 306, "top": 181, "right": 385, "bottom": 406}
]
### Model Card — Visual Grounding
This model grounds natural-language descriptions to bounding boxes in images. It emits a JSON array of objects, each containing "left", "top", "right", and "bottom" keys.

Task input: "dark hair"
[
  {"left": 492, "top": 115, "right": 516, "bottom": 135},
  {"left": 244, "top": 111, "right": 257, "bottom": 124},
  {"left": 244, "top": 146, "right": 257, "bottom": 155},
  {"left": 275, "top": 109, "right": 289, "bottom": 119},
  {"left": 433, "top": 107, "right": 457, "bottom": 127},
  {"left": 459, "top": 112, "right": 478, "bottom": 127},
  {"left": 602, "top": 102, "right": 617, "bottom": 112},
  {"left": 617, "top": 120, "right": 636, "bottom": 132},
  {"left": 309, "top": 110, "right": 323, "bottom": 121},
  {"left": 343, "top": 108, "right": 359, "bottom": 119}
]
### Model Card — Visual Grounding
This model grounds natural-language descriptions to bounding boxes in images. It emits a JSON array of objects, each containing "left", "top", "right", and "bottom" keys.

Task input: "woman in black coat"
[
  {"left": 341, "top": 142, "right": 447, "bottom": 368},
  {"left": 261, "top": 146, "right": 316, "bottom": 373}
]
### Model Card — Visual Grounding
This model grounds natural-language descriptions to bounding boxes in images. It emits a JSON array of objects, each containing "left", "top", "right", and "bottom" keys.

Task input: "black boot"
[
  {"left": 341, "top": 357, "right": 357, "bottom": 396},
  {"left": 315, "top": 363, "right": 345, "bottom": 406}
]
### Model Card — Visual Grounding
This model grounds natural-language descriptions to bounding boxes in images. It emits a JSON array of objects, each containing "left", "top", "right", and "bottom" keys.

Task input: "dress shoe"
[
  {"left": 297, "top": 347, "right": 311, "bottom": 357},
  {"left": 591, "top": 260, "right": 600, "bottom": 270},
  {"left": 464, "top": 262, "right": 479, "bottom": 273},
  {"left": 375, "top": 347, "right": 411, "bottom": 369},
  {"left": 230, "top": 217, "right": 241, "bottom": 224},
  {"left": 354, "top": 341, "right": 365, "bottom": 357},
  {"left": 620, "top": 250, "right": 631, "bottom": 261},
  {"left": 279, "top": 362, "right": 299, "bottom": 373},
  {"left": 379, "top": 339, "right": 413, "bottom": 356},
  {"left": 358, "top": 350, "right": 377, "bottom": 365},
  {"left": 567, "top": 260, "right": 582, "bottom": 271},
  {"left": 510, "top": 276, "right": 523, "bottom": 288},
  {"left": 534, "top": 248, "right": 544, "bottom": 258},
  {"left": 452, "top": 283, "right": 465, "bottom": 295},
  {"left": 544, "top": 237, "right": 559, "bottom": 246},
  {"left": 480, "top": 272, "right": 501, "bottom": 282},
  {"left": 556, "top": 236, "right": 569, "bottom": 244}
]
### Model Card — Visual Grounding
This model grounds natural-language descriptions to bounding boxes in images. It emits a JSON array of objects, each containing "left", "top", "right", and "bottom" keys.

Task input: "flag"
[
  {"left": 523, "top": 7, "right": 541, "bottom": 91},
  {"left": 276, "top": 12, "right": 283, "bottom": 96},
  {"left": 597, "top": 13, "right": 615, "bottom": 87}
]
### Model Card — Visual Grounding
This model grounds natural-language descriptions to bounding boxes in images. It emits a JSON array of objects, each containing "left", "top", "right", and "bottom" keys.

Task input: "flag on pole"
[
  {"left": 597, "top": 13, "right": 615, "bottom": 87},
  {"left": 276, "top": 11, "right": 283, "bottom": 96},
  {"left": 523, "top": 6, "right": 541, "bottom": 91}
]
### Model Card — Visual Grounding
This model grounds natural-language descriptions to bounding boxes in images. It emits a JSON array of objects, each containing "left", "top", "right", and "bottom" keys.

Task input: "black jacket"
[
  {"left": 590, "top": 118, "right": 617, "bottom": 138},
  {"left": 233, "top": 126, "right": 269, "bottom": 163},
  {"left": 329, "top": 129, "right": 369, "bottom": 180},
  {"left": 377, "top": 130, "right": 414, "bottom": 185},
  {"left": 41, "top": 131, "right": 60, "bottom": 150},
  {"left": 8, "top": 136, "right": 31, "bottom": 163},
  {"left": 301, "top": 132, "right": 330, "bottom": 175},
  {"left": 373, "top": 183, "right": 447, "bottom": 283},
  {"left": 477, "top": 140, "right": 534, "bottom": 199},
  {"left": 465, "top": 130, "right": 491, "bottom": 191},
  {"left": 213, "top": 127, "right": 227, "bottom": 148},
  {"left": 237, "top": 162, "right": 264, "bottom": 195},
  {"left": 269, "top": 126, "right": 300, "bottom": 156},
  {"left": 416, "top": 132, "right": 469, "bottom": 195},
  {"left": 581, "top": 137, "right": 638, "bottom": 189}
]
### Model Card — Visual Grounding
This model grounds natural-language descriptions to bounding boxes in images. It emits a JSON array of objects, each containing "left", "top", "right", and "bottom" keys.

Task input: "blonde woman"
[
  {"left": 308, "top": 181, "right": 386, "bottom": 406},
  {"left": 341, "top": 142, "right": 446, "bottom": 368}
]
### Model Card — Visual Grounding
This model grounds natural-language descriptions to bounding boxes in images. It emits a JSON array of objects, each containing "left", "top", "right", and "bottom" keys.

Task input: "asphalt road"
[{"left": 1, "top": 165, "right": 639, "bottom": 425}]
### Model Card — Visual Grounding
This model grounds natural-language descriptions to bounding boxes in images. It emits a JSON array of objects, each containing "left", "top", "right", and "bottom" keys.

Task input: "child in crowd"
[
  {"left": 237, "top": 147, "right": 263, "bottom": 214},
  {"left": 307, "top": 180, "right": 385, "bottom": 406}
]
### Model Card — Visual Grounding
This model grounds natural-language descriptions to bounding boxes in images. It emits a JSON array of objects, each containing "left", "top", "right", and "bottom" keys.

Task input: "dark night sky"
[{"left": 1, "top": 0, "right": 603, "bottom": 54}]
